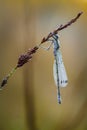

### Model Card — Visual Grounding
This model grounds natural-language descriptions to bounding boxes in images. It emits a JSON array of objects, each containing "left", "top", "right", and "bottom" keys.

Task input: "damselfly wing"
[{"left": 53, "top": 50, "right": 68, "bottom": 88}]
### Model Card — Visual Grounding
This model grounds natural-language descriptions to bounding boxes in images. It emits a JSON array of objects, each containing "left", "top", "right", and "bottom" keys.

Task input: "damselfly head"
[{"left": 52, "top": 34, "right": 59, "bottom": 40}]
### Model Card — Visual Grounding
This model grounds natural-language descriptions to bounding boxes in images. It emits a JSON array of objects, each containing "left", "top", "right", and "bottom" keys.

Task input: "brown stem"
[
  {"left": 0, "top": 12, "right": 83, "bottom": 88},
  {"left": 41, "top": 12, "right": 83, "bottom": 44},
  {"left": 17, "top": 12, "right": 83, "bottom": 68}
]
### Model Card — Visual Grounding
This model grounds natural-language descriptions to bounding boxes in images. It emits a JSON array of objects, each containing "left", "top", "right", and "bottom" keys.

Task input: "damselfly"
[
  {"left": 52, "top": 34, "right": 68, "bottom": 104},
  {"left": 41, "top": 34, "right": 68, "bottom": 104}
]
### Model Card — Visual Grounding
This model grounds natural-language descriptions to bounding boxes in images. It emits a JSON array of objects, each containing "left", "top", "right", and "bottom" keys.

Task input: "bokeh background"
[{"left": 0, "top": 0, "right": 87, "bottom": 130}]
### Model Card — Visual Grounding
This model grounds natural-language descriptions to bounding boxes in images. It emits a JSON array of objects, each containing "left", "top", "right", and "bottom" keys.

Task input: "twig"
[
  {"left": 40, "top": 12, "right": 83, "bottom": 44},
  {"left": 0, "top": 12, "right": 83, "bottom": 88}
]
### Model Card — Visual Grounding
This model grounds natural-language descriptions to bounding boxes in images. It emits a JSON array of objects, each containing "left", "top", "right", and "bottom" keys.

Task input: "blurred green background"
[{"left": 0, "top": 0, "right": 87, "bottom": 130}]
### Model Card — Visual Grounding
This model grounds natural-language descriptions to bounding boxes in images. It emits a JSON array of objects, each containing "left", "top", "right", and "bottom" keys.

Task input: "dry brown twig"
[{"left": 0, "top": 12, "right": 83, "bottom": 88}]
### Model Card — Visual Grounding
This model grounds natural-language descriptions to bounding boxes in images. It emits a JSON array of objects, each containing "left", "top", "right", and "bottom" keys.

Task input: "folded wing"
[{"left": 53, "top": 50, "right": 68, "bottom": 87}]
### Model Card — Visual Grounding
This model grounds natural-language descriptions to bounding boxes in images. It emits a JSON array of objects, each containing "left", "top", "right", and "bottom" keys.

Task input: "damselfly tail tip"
[
  {"left": 58, "top": 95, "right": 62, "bottom": 104},
  {"left": 58, "top": 100, "right": 61, "bottom": 104}
]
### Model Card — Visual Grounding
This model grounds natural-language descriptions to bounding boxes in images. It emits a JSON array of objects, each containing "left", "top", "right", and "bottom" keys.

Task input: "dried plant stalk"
[{"left": 0, "top": 12, "right": 83, "bottom": 88}]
